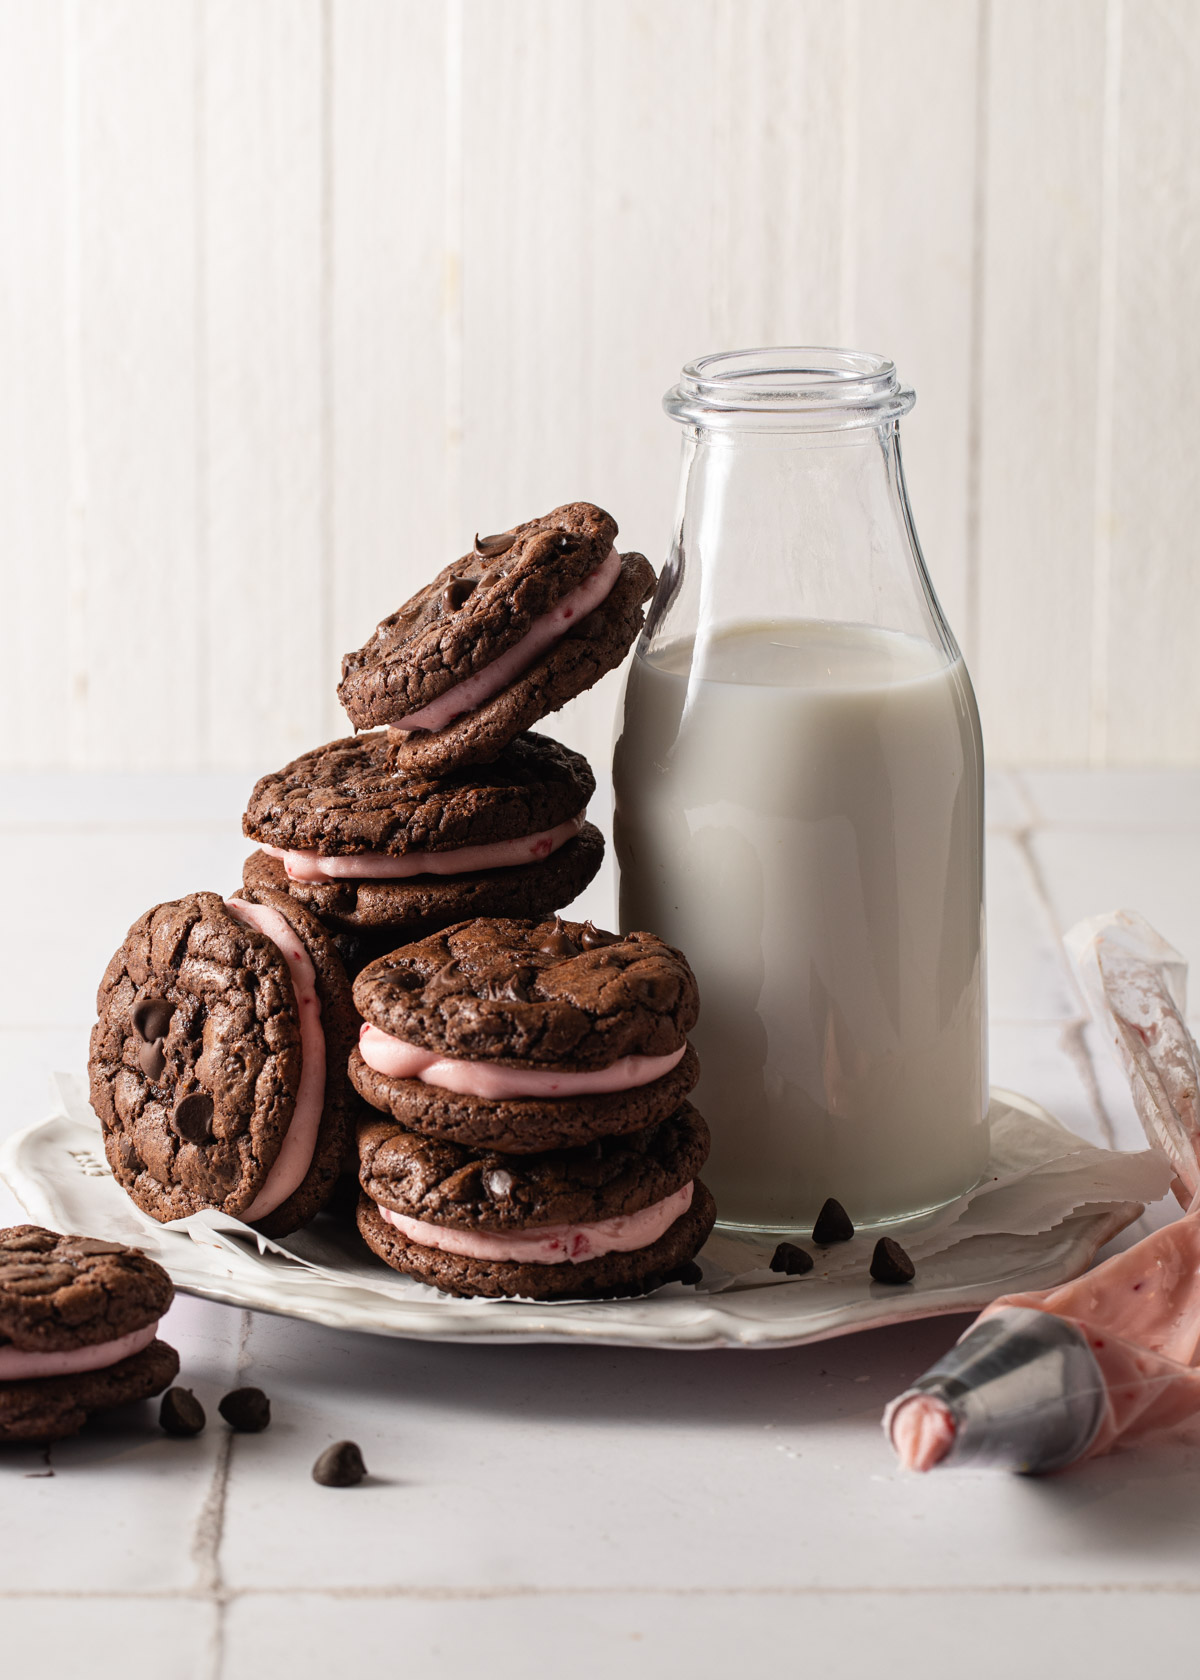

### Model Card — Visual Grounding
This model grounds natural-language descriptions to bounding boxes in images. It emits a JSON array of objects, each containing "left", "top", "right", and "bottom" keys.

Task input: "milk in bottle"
[{"left": 613, "top": 350, "right": 988, "bottom": 1231}]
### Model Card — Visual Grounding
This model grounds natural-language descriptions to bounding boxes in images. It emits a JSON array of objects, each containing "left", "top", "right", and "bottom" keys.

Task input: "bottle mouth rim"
[{"left": 664, "top": 346, "right": 915, "bottom": 430}]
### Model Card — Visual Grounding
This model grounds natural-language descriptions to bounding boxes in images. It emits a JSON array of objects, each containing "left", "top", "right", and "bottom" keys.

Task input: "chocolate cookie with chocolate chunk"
[
  {"left": 353, "top": 916, "right": 700, "bottom": 1069},
  {"left": 356, "top": 1180, "right": 716, "bottom": 1303},
  {"left": 0, "top": 1225, "right": 179, "bottom": 1442},
  {"left": 337, "top": 501, "right": 654, "bottom": 774},
  {"left": 89, "top": 889, "right": 361, "bottom": 1237},
  {"left": 244, "top": 729, "right": 595, "bottom": 856},
  {"left": 358, "top": 1103, "right": 709, "bottom": 1231},
  {"left": 241, "top": 729, "right": 604, "bottom": 969}
]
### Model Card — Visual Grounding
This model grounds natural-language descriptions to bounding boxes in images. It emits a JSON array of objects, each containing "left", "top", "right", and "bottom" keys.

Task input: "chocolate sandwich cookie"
[
  {"left": 240, "top": 729, "right": 603, "bottom": 969},
  {"left": 0, "top": 1226, "right": 178, "bottom": 1443},
  {"left": 89, "top": 889, "right": 361, "bottom": 1237},
  {"left": 354, "top": 916, "right": 700, "bottom": 1067},
  {"left": 349, "top": 1040, "right": 700, "bottom": 1154},
  {"left": 337, "top": 502, "right": 654, "bottom": 774},
  {"left": 359, "top": 1103, "right": 709, "bottom": 1231},
  {"left": 351, "top": 915, "right": 700, "bottom": 1151},
  {"left": 356, "top": 1180, "right": 716, "bottom": 1302}
]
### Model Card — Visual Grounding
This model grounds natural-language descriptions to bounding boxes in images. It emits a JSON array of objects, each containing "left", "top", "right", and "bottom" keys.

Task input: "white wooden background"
[{"left": 1, "top": 0, "right": 1197, "bottom": 775}]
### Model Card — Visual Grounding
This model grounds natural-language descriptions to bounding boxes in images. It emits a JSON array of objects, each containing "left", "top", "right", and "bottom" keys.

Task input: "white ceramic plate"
[{"left": 0, "top": 1083, "right": 1165, "bottom": 1351}]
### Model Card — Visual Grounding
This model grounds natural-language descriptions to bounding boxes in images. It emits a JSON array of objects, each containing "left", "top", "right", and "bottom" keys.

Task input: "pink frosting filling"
[
  {"left": 358, "top": 1024, "right": 687, "bottom": 1099},
  {"left": 888, "top": 1394, "right": 957, "bottom": 1472},
  {"left": 378, "top": 1181, "right": 694, "bottom": 1265},
  {"left": 389, "top": 548, "right": 622, "bottom": 734},
  {"left": 262, "top": 814, "right": 584, "bottom": 886},
  {"left": 0, "top": 1320, "right": 159, "bottom": 1382},
  {"left": 225, "top": 898, "right": 326, "bottom": 1222}
]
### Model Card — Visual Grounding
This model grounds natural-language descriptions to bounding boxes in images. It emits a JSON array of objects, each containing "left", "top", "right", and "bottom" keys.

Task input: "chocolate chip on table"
[
  {"left": 312, "top": 1440, "right": 367, "bottom": 1487},
  {"left": 218, "top": 1387, "right": 271, "bottom": 1432},
  {"left": 159, "top": 1387, "right": 206, "bottom": 1437},
  {"left": 870, "top": 1237, "right": 916, "bottom": 1286},
  {"left": 812, "top": 1197, "right": 855, "bottom": 1245},
  {"left": 474, "top": 529, "right": 516, "bottom": 557},
  {"left": 171, "top": 1092, "right": 214, "bottom": 1143},
  {"left": 769, "top": 1241, "right": 814, "bottom": 1277}
]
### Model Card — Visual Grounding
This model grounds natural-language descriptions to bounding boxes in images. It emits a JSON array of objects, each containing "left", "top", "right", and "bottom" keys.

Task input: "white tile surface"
[
  {"left": 983, "top": 833, "right": 1077, "bottom": 1021},
  {"left": 1032, "top": 828, "right": 1200, "bottom": 970},
  {"left": 220, "top": 1587, "right": 1197, "bottom": 1680},
  {"left": 1021, "top": 768, "right": 1200, "bottom": 828},
  {"left": 4, "top": 768, "right": 1200, "bottom": 1679},
  {"left": 6, "top": 1599, "right": 215, "bottom": 1680}
]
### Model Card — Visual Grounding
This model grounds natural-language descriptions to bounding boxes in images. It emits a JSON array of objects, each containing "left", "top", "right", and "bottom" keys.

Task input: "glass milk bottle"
[{"left": 613, "top": 349, "right": 988, "bottom": 1232}]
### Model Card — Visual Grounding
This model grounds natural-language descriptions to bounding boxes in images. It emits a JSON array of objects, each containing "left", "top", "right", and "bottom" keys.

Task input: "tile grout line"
[
  {"left": 191, "top": 1309, "right": 251, "bottom": 1680},
  {"left": 5, "top": 1582, "right": 1200, "bottom": 1602}
]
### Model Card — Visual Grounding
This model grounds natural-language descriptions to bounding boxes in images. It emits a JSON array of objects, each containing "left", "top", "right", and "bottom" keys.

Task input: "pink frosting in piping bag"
[
  {"left": 225, "top": 898, "right": 326, "bottom": 1222},
  {"left": 377, "top": 1181, "right": 693, "bottom": 1265},
  {"left": 358, "top": 1024, "right": 686, "bottom": 1099},
  {"left": 263, "top": 814, "right": 584, "bottom": 885},
  {"left": 0, "top": 1321, "right": 159, "bottom": 1382},
  {"left": 389, "top": 548, "right": 622, "bottom": 734},
  {"left": 888, "top": 1394, "right": 958, "bottom": 1472}
]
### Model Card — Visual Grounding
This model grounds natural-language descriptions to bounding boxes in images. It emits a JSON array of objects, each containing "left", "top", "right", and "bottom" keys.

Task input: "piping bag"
[{"left": 885, "top": 910, "right": 1200, "bottom": 1474}]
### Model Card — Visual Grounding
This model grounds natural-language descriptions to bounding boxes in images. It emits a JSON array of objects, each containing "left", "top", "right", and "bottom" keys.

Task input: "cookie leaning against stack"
[
  {"left": 237, "top": 501, "right": 653, "bottom": 974},
  {"left": 89, "top": 890, "right": 361, "bottom": 1237},
  {"left": 350, "top": 917, "right": 715, "bottom": 1300},
  {"left": 0, "top": 1226, "right": 178, "bottom": 1442}
]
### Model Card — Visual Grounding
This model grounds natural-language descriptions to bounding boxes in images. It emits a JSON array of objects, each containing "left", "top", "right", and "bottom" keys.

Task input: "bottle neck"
[{"left": 644, "top": 419, "right": 957, "bottom": 666}]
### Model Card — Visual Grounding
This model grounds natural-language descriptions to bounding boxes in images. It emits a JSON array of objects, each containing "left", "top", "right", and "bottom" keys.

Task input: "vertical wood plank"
[
  {"left": 974, "top": 0, "right": 1107, "bottom": 763},
  {"left": 329, "top": 0, "right": 447, "bottom": 743},
  {"left": 202, "top": 0, "right": 326, "bottom": 768},
  {"left": 1104, "top": 0, "right": 1200, "bottom": 764},
  {"left": 72, "top": 0, "right": 200, "bottom": 767},
  {"left": 457, "top": 0, "right": 721, "bottom": 779},
  {"left": 852, "top": 0, "right": 981, "bottom": 648},
  {"left": 0, "top": 2, "right": 69, "bottom": 765},
  {"left": 713, "top": 0, "right": 850, "bottom": 348}
]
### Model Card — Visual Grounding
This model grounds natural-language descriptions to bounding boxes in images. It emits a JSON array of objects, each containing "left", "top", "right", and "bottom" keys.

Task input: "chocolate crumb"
[
  {"left": 812, "top": 1197, "right": 854, "bottom": 1245},
  {"left": 769, "top": 1241, "right": 814, "bottom": 1276},
  {"left": 218, "top": 1386, "right": 271, "bottom": 1432},
  {"left": 313, "top": 1440, "right": 367, "bottom": 1487},
  {"left": 159, "top": 1387, "right": 206, "bottom": 1437},
  {"left": 870, "top": 1237, "right": 915, "bottom": 1286}
]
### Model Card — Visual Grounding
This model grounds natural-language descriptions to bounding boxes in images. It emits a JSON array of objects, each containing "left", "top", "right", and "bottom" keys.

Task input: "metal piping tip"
[{"left": 884, "top": 1306, "right": 1107, "bottom": 1475}]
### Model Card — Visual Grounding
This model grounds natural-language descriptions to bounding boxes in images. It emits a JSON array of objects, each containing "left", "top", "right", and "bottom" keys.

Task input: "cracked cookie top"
[
  {"left": 337, "top": 502, "right": 619, "bottom": 729},
  {"left": 243, "top": 730, "right": 594, "bottom": 857},
  {"left": 353, "top": 916, "right": 700, "bottom": 1071},
  {"left": 0, "top": 1225, "right": 173, "bottom": 1352},
  {"left": 358, "top": 1103, "right": 709, "bottom": 1231}
]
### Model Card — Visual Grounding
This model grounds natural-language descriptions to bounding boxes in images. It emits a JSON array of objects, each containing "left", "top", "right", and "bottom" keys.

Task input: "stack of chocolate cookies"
[
  {"left": 87, "top": 496, "right": 715, "bottom": 1298},
  {"left": 240, "top": 502, "right": 653, "bottom": 974},
  {"left": 350, "top": 917, "right": 715, "bottom": 1299}
]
